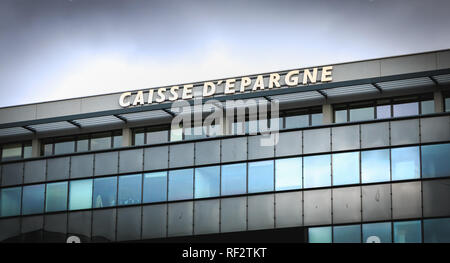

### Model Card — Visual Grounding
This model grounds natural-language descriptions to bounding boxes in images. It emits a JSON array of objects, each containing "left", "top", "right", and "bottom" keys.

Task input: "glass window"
[
  {"left": 285, "top": 115, "right": 309, "bottom": 129},
  {"left": 424, "top": 218, "right": 450, "bottom": 243},
  {"left": 1, "top": 143, "right": 22, "bottom": 161},
  {"left": 143, "top": 172, "right": 167, "bottom": 203},
  {"left": 113, "top": 132, "right": 122, "bottom": 148},
  {"left": 445, "top": 97, "right": 450, "bottom": 112},
  {"left": 69, "top": 179, "right": 93, "bottom": 210},
  {"left": 362, "top": 222, "right": 392, "bottom": 243},
  {"left": 93, "top": 177, "right": 117, "bottom": 208},
  {"left": 134, "top": 129, "right": 145, "bottom": 146},
  {"left": 421, "top": 100, "right": 434, "bottom": 115},
  {"left": 22, "top": 184, "right": 45, "bottom": 215},
  {"left": 391, "top": 146, "right": 420, "bottom": 181},
  {"left": 311, "top": 113, "right": 323, "bottom": 126},
  {"left": 168, "top": 169, "right": 194, "bottom": 201},
  {"left": 195, "top": 166, "right": 220, "bottom": 198},
  {"left": 333, "top": 225, "right": 361, "bottom": 243},
  {"left": 54, "top": 139, "right": 75, "bottom": 155},
  {"left": 333, "top": 152, "right": 360, "bottom": 185},
  {"left": 221, "top": 163, "right": 247, "bottom": 196},
  {"left": 350, "top": 107, "right": 374, "bottom": 122},
  {"left": 23, "top": 143, "right": 32, "bottom": 159},
  {"left": 170, "top": 124, "right": 183, "bottom": 142},
  {"left": 43, "top": 143, "right": 53, "bottom": 156},
  {"left": 46, "top": 182, "right": 68, "bottom": 212},
  {"left": 376, "top": 105, "right": 391, "bottom": 119},
  {"left": 304, "top": 155, "right": 331, "bottom": 188},
  {"left": 118, "top": 174, "right": 142, "bottom": 206},
  {"left": 393, "top": 102, "right": 418, "bottom": 117},
  {"left": 421, "top": 143, "right": 450, "bottom": 178},
  {"left": 361, "top": 149, "right": 390, "bottom": 183},
  {"left": 248, "top": 160, "right": 274, "bottom": 193},
  {"left": 275, "top": 157, "right": 302, "bottom": 191},
  {"left": 146, "top": 130, "right": 168, "bottom": 144},
  {"left": 91, "top": 133, "right": 111, "bottom": 150},
  {"left": 76, "top": 136, "right": 89, "bottom": 152},
  {"left": 334, "top": 110, "right": 347, "bottom": 123},
  {"left": 0, "top": 187, "right": 22, "bottom": 217},
  {"left": 394, "top": 220, "right": 422, "bottom": 243},
  {"left": 309, "top": 226, "right": 332, "bottom": 243}
]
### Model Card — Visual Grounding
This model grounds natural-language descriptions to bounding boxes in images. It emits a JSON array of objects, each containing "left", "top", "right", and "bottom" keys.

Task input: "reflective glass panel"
[
  {"left": 113, "top": 133, "right": 122, "bottom": 148},
  {"left": 311, "top": 113, "right": 323, "bottom": 126},
  {"left": 22, "top": 184, "right": 45, "bottom": 215},
  {"left": 195, "top": 166, "right": 220, "bottom": 198},
  {"left": 146, "top": 130, "right": 168, "bottom": 144},
  {"left": 391, "top": 146, "right": 420, "bottom": 181},
  {"left": 46, "top": 182, "right": 68, "bottom": 212},
  {"left": 393, "top": 102, "right": 418, "bottom": 117},
  {"left": 421, "top": 100, "right": 434, "bottom": 115},
  {"left": 394, "top": 220, "right": 421, "bottom": 243},
  {"left": 0, "top": 187, "right": 21, "bottom": 217},
  {"left": 170, "top": 125, "right": 183, "bottom": 142},
  {"left": 93, "top": 177, "right": 117, "bottom": 208},
  {"left": 134, "top": 129, "right": 145, "bottom": 146},
  {"left": 118, "top": 174, "right": 142, "bottom": 206},
  {"left": 275, "top": 157, "right": 302, "bottom": 190},
  {"left": 361, "top": 149, "right": 390, "bottom": 183},
  {"left": 23, "top": 144, "right": 32, "bottom": 158},
  {"left": 334, "top": 110, "right": 347, "bottom": 123},
  {"left": 304, "top": 155, "right": 331, "bottom": 188},
  {"left": 91, "top": 133, "right": 111, "bottom": 150},
  {"left": 333, "top": 152, "right": 360, "bottom": 185},
  {"left": 309, "top": 226, "right": 331, "bottom": 243},
  {"left": 421, "top": 143, "right": 450, "bottom": 178},
  {"left": 248, "top": 160, "right": 274, "bottom": 193},
  {"left": 69, "top": 179, "right": 93, "bottom": 210},
  {"left": 54, "top": 140, "right": 75, "bottom": 155},
  {"left": 1, "top": 143, "right": 22, "bottom": 161},
  {"left": 424, "top": 218, "right": 450, "bottom": 243},
  {"left": 168, "top": 169, "right": 194, "bottom": 201},
  {"left": 76, "top": 138, "right": 89, "bottom": 152},
  {"left": 445, "top": 98, "right": 450, "bottom": 112},
  {"left": 376, "top": 105, "right": 391, "bottom": 119},
  {"left": 362, "top": 222, "right": 392, "bottom": 243},
  {"left": 44, "top": 143, "right": 53, "bottom": 156},
  {"left": 333, "top": 225, "right": 361, "bottom": 243},
  {"left": 221, "top": 163, "right": 247, "bottom": 196},
  {"left": 143, "top": 172, "right": 167, "bottom": 203},
  {"left": 285, "top": 115, "right": 309, "bottom": 129},
  {"left": 350, "top": 107, "right": 374, "bottom": 122}
]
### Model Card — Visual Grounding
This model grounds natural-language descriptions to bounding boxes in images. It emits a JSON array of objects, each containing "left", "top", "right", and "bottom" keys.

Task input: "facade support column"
[
  {"left": 434, "top": 90, "right": 444, "bottom": 113},
  {"left": 31, "top": 137, "right": 40, "bottom": 157},
  {"left": 322, "top": 104, "right": 333, "bottom": 124},
  {"left": 122, "top": 127, "right": 132, "bottom": 147}
]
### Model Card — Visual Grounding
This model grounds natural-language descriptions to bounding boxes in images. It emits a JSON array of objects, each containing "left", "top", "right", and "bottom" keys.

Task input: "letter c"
[{"left": 119, "top": 92, "right": 132, "bottom": 107}]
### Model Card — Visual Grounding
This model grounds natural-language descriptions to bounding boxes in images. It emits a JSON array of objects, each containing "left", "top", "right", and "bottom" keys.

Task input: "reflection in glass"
[
  {"left": 146, "top": 130, "right": 168, "bottom": 144},
  {"left": 424, "top": 218, "right": 450, "bottom": 243},
  {"left": 143, "top": 172, "right": 167, "bottom": 203},
  {"left": 285, "top": 115, "right": 309, "bottom": 129},
  {"left": 113, "top": 133, "right": 122, "bottom": 148},
  {"left": 334, "top": 110, "right": 347, "bottom": 123},
  {"left": 391, "top": 146, "right": 420, "bottom": 181},
  {"left": 361, "top": 149, "right": 390, "bottom": 183},
  {"left": 93, "top": 177, "right": 117, "bottom": 208},
  {"left": 76, "top": 137, "right": 89, "bottom": 152},
  {"left": 275, "top": 158, "right": 302, "bottom": 190},
  {"left": 221, "top": 163, "right": 247, "bottom": 196},
  {"left": 311, "top": 113, "right": 323, "bottom": 126},
  {"left": 394, "top": 220, "right": 421, "bottom": 243},
  {"left": 1, "top": 143, "right": 22, "bottom": 161},
  {"left": 304, "top": 155, "right": 331, "bottom": 188},
  {"left": 170, "top": 124, "right": 183, "bottom": 142},
  {"left": 376, "top": 105, "right": 391, "bottom": 119},
  {"left": 22, "top": 184, "right": 45, "bottom": 215},
  {"left": 69, "top": 179, "right": 93, "bottom": 210},
  {"left": 91, "top": 133, "right": 111, "bottom": 150},
  {"left": 0, "top": 187, "right": 21, "bottom": 217},
  {"left": 333, "top": 225, "right": 361, "bottom": 243},
  {"left": 393, "top": 102, "right": 418, "bottom": 117},
  {"left": 54, "top": 140, "right": 75, "bottom": 155},
  {"left": 248, "top": 160, "right": 274, "bottom": 193},
  {"left": 195, "top": 166, "right": 220, "bottom": 198},
  {"left": 23, "top": 144, "right": 32, "bottom": 158},
  {"left": 118, "top": 174, "right": 142, "bottom": 206},
  {"left": 421, "top": 143, "right": 450, "bottom": 178},
  {"left": 363, "top": 222, "right": 392, "bottom": 243},
  {"left": 309, "top": 226, "right": 332, "bottom": 243},
  {"left": 46, "top": 182, "right": 68, "bottom": 212},
  {"left": 168, "top": 169, "right": 194, "bottom": 200},
  {"left": 445, "top": 98, "right": 450, "bottom": 112},
  {"left": 134, "top": 129, "right": 145, "bottom": 146},
  {"left": 350, "top": 107, "right": 374, "bottom": 122},
  {"left": 333, "top": 152, "right": 359, "bottom": 185},
  {"left": 420, "top": 100, "right": 434, "bottom": 115}
]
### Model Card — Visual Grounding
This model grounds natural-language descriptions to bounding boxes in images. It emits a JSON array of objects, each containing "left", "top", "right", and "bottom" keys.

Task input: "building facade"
[{"left": 0, "top": 50, "right": 450, "bottom": 243}]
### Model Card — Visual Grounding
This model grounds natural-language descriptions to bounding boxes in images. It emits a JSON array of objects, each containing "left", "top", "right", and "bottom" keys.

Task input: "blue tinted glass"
[
  {"left": 350, "top": 107, "right": 374, "bottom": 122},
  {"left": 248, "top": 160, "right": 274, "bottom": 193},
  {"left": 304, "top": 155, "right": 331, "bottom": 188},
  {"left": 361, "top": 149, "right": 390, "bottom": 183},
  {"left": 168, "top": 169, "right": 194, "bottom": 201},
  {"left": 54, "top": 141, "right": 75, "bottom": 155},
  {"left": 309, "top": 226, "right": 332, "bottom": 243},
  {"left": 333, "top": 152, "right": 360, "bottom": 185},
  {"left": 392, "top": 146, "right": 420, "bottom": 181},
  {"left": 311, "top": 113, "right": 323, "bottom": 126},
  {"left": 195, "top": 166, "right": 220, "bottom": 198},
  {"left": 424, "top": 218, "right": 450, "bottom": 243},
  {"left": 333, "top": 225, "right": 361, "bottom": 243},
  {"left": 421, "top": 100, "right": 434, "bottom": 115},
  {"left": 221, "top": 163, "right": 247, "bottom": 196},
  {"left": 363, "top": 222, "right": 392, "bottom": 243},
  {"left": 393, "top": 102, "right": 418, "bottom": 117},
  {"left": 394, "top": 220, "right": 422, "bottom": 243},
  {"left": 69, "top": 179, "right": 93, "bottom": 210},
  {"left": 285, "top": 115, "right": 309, "bottom": 129},
  {"left": 118, "top": 174, "right": 142, "bottom": 206},
  {"left": 376, "top": 105, "right": 391, "bottom": 119},
  {"left": 275, "top": 157, "right": 302, "bottom": 190},
  {"left": 93, "top": 177, "right": 117, "bottom": 208},
  {"left": 22, "top": 184, "right": 45, "bottom": 215},
  {"left": 143, "top": 172, "right": 167, "bottom": 203},
  {"left": 46, "top": 182, "right": 68, "bottom": 212},
  {"left": 0, "top": 187, "right": 21, "bottom": 217},
  {"left": 334, "top": 110, "right": 347, "bottom": 123},
  {"left": 422, "top": 143, "right": 450, "bottom": 178}
]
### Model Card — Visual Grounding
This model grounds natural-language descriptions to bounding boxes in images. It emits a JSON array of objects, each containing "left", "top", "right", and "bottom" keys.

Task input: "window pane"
[
  {"left": 23, "top": 144, "right": 32, "bottom": 159},
  {"left": 248, "top": 160, "right": 274, "bottom": 193},
  {"left": 285, "top": 115, "right": 309, "bottom": 129},
  {"left": 76, "top": 138, "right": 89, "bottom": 152},
  {"left": 1, "top": 143, "right": 22, "bottom": 161},
  {"left": 69, "top": 179, "right": 93, "bottom": 210},
  {"left": 170, "top": 125, "right": 183, "bottom": 142},
  {"left": 333, "top": 152, "right": 359, "bottom": 185},
  {"left": 421, "top": 143, "right": 450, "bottom": 178},
  {"left": 350, "top": 107, "right": 374, "bottom": 122},
  {"left": 333, "top": 225, "right": 361, "bottom": 243},
  {"left": 376, "top": 105, "right": 391, "bottom": 119},
  {"left": 311, "top": 113, "right": 323, "bottom": 126},
  {"left": 91, "top": 133, "right": 111, "bottom": 150},
  {"left": 146, "top": 130, "right": 168, "bottom": 144},
  {"left": 304, "top": 155, "right": 331, "bottom": 188},
  {"left": 93, "top": 177, "right": 117, "bottom": 208},
  {"left": 421, "top": 100, "right": 434, "bottom": 114},
  {"left": 361, "top": 149, "right": 390, "bottom": 183},
  {"left": 334, "top": 110, "right": 347, "bottom": 123},
  {"left": 134, "top": 129, "right": 145, "bottom": 146},
  {"left": 394, "top": 220, "right": 421, "bottom": 243},
  {"left": 46, "top": 182, "right": 68, "bottom": 212},
  {"left": 0, "top": 187, "right": 21, "bottom": 217},
  {"left": 445, "top": 97, "right": 450, "bottom": 112},
  {"left": 308, "top": 226, "right": 331, "bottom": 243},
  {"left": 424, "top": 218, "right": 450, "bottom": 243},
  {"left": 275, "top": 157, "right": 302, "bottom": 190},
  {"left": 44, "top": 143, "right": 53, "bottom": 156},
  {"left": 168, "top": 169, "right": 194, "bottom": 201},
  {"left": 143, "top": 172, "right": 167, "bottom": 203},
  {"left": 391, "top": 146, "right": 420, "bottom": 181},
  {"left": 118, "top": 174, "right": 142, "bottom": 206},
  {"left": 362, "top": 222, "right": 392, "bottom": 243},
  {"left": 113, "top": 133, "right": 122, "bottom": 148},
  {"left": 22, "top": 184, "right": 45, "bottom": 215},
  {"left": 54, "top": 140, "right": 75, "bottom": 155},
  {"left": 221, "top": 163, "right": 247, "bottom": 196},
  {"left": 393, "top": 102, "right": 418, "bottom": 117},
  {"left": 195, "top": 166, "right": 220, "bottom": 198}
]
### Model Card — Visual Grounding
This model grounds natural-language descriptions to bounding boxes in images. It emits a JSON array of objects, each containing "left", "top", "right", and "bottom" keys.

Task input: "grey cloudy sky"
[{"left": 0, "top": 0, "right": 449, "bottom": 108}]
